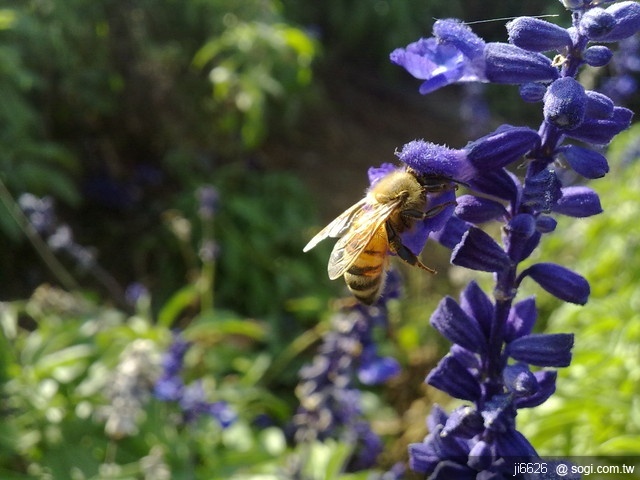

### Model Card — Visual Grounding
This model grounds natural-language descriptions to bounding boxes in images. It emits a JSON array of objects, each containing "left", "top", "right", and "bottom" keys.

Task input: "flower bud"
[
  {"left": 559, "top": 145, "right": 609, "bottom": 178},
  {"left": 507, "top": 333, "right": 574, "bottom": 367},
  {"left": 566, "top": 106, "right": 633, "bottom": 145},
  {"left": 579, "top": 8, "right": 616, "bottom": 39},
  {"left": 519, "top": 82, "right": 547, "bottom": 102},
  {"left": 583, "top": 45, "right": 613, "bottom": 67},
  {"left": 466, "top": 125, "right": 541, "bottom": 169},
  {"left": 598, "top": 1, "right": 640, "bottom": 42},
  {"left": 543, "top": 77, "right": 587, "bottom": 130},
  {"left": 585, "top": 90, "right": 614, "bottom": 119},
  {"left": 522, "top": 262, "right": 590, "bottom": 305},
  {"left": 507, "top": 17, "right": 572, "bottom": 52},
  {"left": 553, "top": 186, "right": 603, "bottom": 217},
  {"left": 451, "top": 227, "right": 512, "bottom": 272},
  {"left": 503, "top": 363, "right": 538, "bottom": 396},
  {"left": 395, "top": 139, "right": 475, "bottom": 181},
  {"left": 485, "top": 43, "right": 560, "bottom": 84}
]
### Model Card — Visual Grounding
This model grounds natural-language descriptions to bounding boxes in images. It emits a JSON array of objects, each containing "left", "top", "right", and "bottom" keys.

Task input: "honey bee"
[{"left": 303, "top": 167, "right": 455, "bottom": 305}]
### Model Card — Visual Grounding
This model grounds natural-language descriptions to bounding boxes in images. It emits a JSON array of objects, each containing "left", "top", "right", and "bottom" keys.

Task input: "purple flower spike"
[
  {"left": 560, "top": 145, "right": 609, "bottom": 178},
  {"left": 544, "top": 77, "right": 587, "bottom": 130},
  {"left": 430, "top": 296, "right": 489, "bottom": 354},
  {"left": 507, "top": 17, "right": 573, "bottom": 52},
  {"left": 465, "top": 125, "right": 541, "bottom": 169},
  {"left": 395, "top": 140, "right": 475, "bottom": 181},
  {"left": 451, "top": 227, "right": 512, "bottom": 272},
  {"left": 521, "top": 262, "right": 590, "bottom": 305},
  {"left": 507, "top": 333, "right": 574, "bottom": 367},
  {"left": 553, "top": 186, "right": 603, "bottom": 217},
  {"left": 484, "top": 43, "right": 560, "bottom": 84}
]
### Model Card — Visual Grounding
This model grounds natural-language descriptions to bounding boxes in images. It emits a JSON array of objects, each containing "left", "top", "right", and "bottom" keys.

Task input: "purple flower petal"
[
  {"left": 522, "top": 168, "right": 562, "bottom": 213},
  {"left": 519, "top": 82, "right": 547, "bottom": 102},
  {"left": 579, "top": 7, "right": 616, "bottom": 39},
  {"left": 503, "top": 363, "right": 538, "bottom": 396},
  {"left": 451, "top": 227, "right": 511, "bottom": 272},
  {"left": 583, "top": 45, "right": 613, "bottom": 67},
  {"left": 505, "top": 297, "right": 537, "bottom": 342},
  {"left": 454, "top": 194, "right": 508, "bottom": 224},
  {"left": 504, "top": 214, "right": 538, "bottom": 262},
  {"left": 432, "top": 215, "right": 471, "bottom": 249},
  {"left": 585, "top": 90, "right": 615, "bottom": 119},
  {"left": 494, "top": 428, "right": 538, "bottom": 457},
  {"left": 442, "top": 405, "right": 484, "bottom": 437},
  {"left": 566, "top": 106, "right": 633, "bottom": 145},
  {"left": 598, "top": 1, "right": 640, "bottom": 42},
  {"left": 544, "top": 77, "right": 587, "bottom": 130},
  {"left": 559, "top": 145, "right": 609, "bottom": 179},
  {"left": 367, "top": 163, "right": 398, "bottom": 186},
  {"left": 460, "top": 280, "right": 494, "bottom": 338},
  {"left": 507, "top": 333, "right": 574, "bottom": 367},
  {"left": 395, "top": 140, "right": 475, "bottom": 181},
  {"left": 521, "top": 262, "right": 590, "bottom": 305},
  {"left": 507, "top": 17, "right": 573, "bottom": 52},
  {"left": 552, "top": 186, "right": 603, "bottom": 217},
  {"left": 430, "top": 296, "right": 489, "bottom": 353},
  {"left": 467, "top": 169, "right": 520, "bottom": 202},
  {"left": 515, "top": 370, "right": 558, "bottom": 408},
  {"left": 427, "top": 354, "right": 482, "bottom": 401},
  {"left": 465, "top": 125, "right": 541, "bottom": 169},
  {"left": 535, "top": 215, "right": 557, "bottom": 233},
  {"left": 484, "top": 43, "right": 560, "bottom": 84}
]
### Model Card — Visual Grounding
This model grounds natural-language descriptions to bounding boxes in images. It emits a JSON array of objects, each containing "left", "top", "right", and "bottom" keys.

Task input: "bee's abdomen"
[{"left": 344, "top": 246, "right": 387, "bottom": 305}]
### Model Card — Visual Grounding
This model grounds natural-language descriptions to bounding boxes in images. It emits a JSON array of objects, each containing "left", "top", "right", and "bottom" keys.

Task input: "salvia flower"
[
  {"left": 293, "top": 288, "right": 402, "bottom": 471},
  {"left": 154, "top": 333, "right": 235, "bottom": 428},
  {"left": 385, "top": 1, "right": 637, "bottom": 476}
]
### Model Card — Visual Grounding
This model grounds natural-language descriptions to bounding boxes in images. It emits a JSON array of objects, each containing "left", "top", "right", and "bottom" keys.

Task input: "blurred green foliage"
[
  {"left": 517, "top": 127, "right": 640, "bottom": 456},
  {"left": 0, "top": 283, "right": 375, "bottom": 479}
]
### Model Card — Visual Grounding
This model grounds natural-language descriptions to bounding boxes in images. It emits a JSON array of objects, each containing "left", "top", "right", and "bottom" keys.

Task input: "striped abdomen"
[{"left": 343, "top": 228, "right": 389, "bottom": 305}]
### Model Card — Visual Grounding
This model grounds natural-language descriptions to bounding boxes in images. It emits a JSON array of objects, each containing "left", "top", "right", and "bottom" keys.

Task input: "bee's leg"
[
  {"left": 385, "top": 221, "right": 437, "bottom": 274},
  {"left": 401, "top": 200, "right": 457, "bottom": 222}
]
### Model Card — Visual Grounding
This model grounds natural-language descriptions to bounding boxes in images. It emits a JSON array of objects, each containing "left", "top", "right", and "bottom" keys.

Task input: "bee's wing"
[
  {"left": 326, "top": 199, "right": 400, "bottom": 280},
  {"left": 303, "top": 198, "right": 367, "bottom": 252}
]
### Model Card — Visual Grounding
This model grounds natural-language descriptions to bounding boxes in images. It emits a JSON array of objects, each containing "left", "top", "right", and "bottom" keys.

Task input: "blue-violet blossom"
[{"left": 389, "top": 1, "right": 638, "bottom": 477}]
